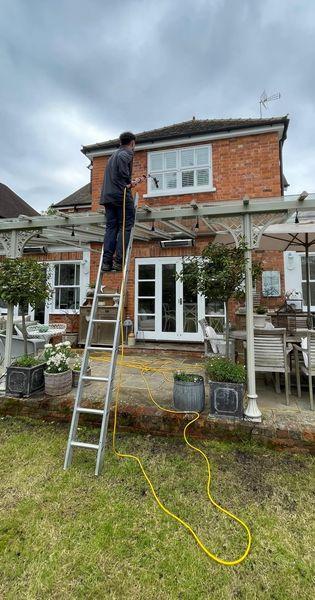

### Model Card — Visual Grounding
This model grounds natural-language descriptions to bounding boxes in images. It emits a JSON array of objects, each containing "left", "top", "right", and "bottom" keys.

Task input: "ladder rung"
[
  {"left": 71, "top": 441, "right": 99, "bottom": 450},
  {"left": 82, "top": 375, "right": 109, "bottom": 382},
  {"left": 97, "top": 293, "right": 120, "bottom": 298},
  {"left": 92, "top": 319, "right": 117, "bottom": 323},
  {"left": 76, "top": 407, "right": 104, "bottom": 415},
  {"left": 87, "top": 346, "right": 113, "bottom": 352}
]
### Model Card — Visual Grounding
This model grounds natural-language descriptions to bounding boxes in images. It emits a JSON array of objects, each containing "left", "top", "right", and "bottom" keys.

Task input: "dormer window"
[{"left": 146, "top": 144, "right": 214, "bottom": 197}]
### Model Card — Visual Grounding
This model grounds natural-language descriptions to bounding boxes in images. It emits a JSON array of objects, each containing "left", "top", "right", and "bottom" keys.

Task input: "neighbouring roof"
[
  {"left": 0, "top": 183, "right": 39, "bottom": 218},
  {"left": 53, "top": 183, "right": 92, "bottom": 208},
  {"left": 82, "top": 116, "right": 290, "bottom": 154}
]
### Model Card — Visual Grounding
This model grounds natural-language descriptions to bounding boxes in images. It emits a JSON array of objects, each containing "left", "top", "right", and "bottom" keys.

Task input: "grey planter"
[
  {"left": 173, "top": 376, "right": 205, "bottom": 412},
  {"left": 209, "top": 381, "right": 244, "bottom": 418},
  {"left": 6, "top": 362, "right": 46, "bottom": 398}
]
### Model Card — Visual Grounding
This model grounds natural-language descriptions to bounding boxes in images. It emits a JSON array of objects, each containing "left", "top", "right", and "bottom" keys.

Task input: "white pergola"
[{"left": 1, "top": 193, "right": 315, "bottom": 421}]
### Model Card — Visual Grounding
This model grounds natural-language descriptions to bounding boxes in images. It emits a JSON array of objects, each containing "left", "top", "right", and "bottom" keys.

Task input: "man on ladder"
[{"left": 100, "top": 131, "right": 137, "bottom": 272}]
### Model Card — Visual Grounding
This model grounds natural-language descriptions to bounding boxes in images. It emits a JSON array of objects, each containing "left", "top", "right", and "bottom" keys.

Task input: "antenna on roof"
[{"left": 259, "top": 90, "right": 281, "bottom": 118}]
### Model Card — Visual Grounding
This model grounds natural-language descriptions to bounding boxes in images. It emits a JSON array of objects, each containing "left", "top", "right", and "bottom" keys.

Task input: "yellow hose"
[{"left": 111, "top": 187, "right": 252, "bottom": 565}]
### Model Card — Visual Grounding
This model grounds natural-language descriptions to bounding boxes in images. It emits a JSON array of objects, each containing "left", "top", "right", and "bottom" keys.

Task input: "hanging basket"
[{"left": 44, "top": 369, "right": 72, "bottom": 396}]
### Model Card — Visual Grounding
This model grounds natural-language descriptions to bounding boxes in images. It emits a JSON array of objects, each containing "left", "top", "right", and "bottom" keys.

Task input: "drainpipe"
[{"left": 243, "top": 213, "right": 262, "bottom": 422}]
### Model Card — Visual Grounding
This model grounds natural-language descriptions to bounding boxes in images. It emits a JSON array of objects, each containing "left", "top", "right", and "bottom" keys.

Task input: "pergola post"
[{"left": 243, "top": 213, "right": 262, "bottom": 422}]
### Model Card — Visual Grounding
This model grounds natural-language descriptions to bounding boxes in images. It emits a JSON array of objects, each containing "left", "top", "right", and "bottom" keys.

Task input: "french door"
[{"left": 135, "top": 258, "right": 222, "bottom": 341}]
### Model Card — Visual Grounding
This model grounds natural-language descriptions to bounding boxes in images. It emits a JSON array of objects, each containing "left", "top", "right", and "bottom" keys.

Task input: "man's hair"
[{"left": 119, "top": 131, "right": 136, "bottom": 146}]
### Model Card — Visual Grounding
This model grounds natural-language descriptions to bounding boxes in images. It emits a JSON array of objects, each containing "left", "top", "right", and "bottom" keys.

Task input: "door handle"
[{"left": 179, "top": 298, "right": 183, "bottom": 305}]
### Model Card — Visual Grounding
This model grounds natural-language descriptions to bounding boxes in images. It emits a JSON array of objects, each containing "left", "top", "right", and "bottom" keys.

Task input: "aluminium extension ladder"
[{"left": 64, "top": 193, "right": 138, "bottom": 476}]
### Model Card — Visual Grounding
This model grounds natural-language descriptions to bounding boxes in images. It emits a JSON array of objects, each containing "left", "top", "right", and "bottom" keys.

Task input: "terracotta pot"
[{"left": 44, "top": 369, "right": 72, "bottom": 396}]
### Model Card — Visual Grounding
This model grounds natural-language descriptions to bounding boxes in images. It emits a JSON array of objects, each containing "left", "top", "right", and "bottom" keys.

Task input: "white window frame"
[
  {"left": 145, "top": 144, "right": 215, "bottom": 198},
  {"left": 46, "top": 255, "right": 90, "bottom": 318}
]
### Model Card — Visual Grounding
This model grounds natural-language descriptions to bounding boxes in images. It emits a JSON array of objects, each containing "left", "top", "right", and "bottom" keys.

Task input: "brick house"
[{"left": 48, "top": 116, "right": 300, "bottom": 343}]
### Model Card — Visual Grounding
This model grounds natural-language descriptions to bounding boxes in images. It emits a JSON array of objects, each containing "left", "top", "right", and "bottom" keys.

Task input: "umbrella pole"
[{"left": 305, "top": 234, "right": 312, "bottom": 328}]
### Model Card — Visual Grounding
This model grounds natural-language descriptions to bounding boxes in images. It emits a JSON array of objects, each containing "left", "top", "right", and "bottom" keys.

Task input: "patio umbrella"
[{"left": 260, "top": 220, "right": 315, "bottom": 327}]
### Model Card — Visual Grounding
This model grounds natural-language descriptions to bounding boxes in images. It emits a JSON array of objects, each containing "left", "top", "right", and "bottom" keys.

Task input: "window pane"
[
  {"left": 205, "top": 300, "right": 225, "bottom": 315},
  {"left": 302, "top": 282, "right": 315, "bottom": 306},
  {"left": 0, "top": 299, "right": 7, "bottom": 310},
  {"left": 59, "top": 264, "right": 75, "bottom": 285},
  {"left": 182, "top": 170, "right": 194, "bottom": 187},
  {"left": 196, "top": 146, "right": 209, "bottom": 165},
  {"left": 165, "top": 151, "right": 177, "bottom": 170},
  {"left": 205, "top": 316, "right": 225, "bottom": 334},
  {"left": 183, "top": 263, "right": 198, "bottom": 332},
  {"left": 138, "top": 281, "right": 155, "bottom": 296},
  {"left": 75, "top": 265, "right": 80, "bottom": 285},
  {"left": 301, "top": 255, "right": 315, "bottom": 280},
  {"left": 54, "top": 265, "right": 59, "bottom": 286},
  {"left": 55, "top": 288, "right": 79, "bottom": 309},
  {"left": 196, "top": 168, "right": 209, "bottom": 186},
  {"left": 150, "top": 153, "right": 163, "bottom": 171},
  {"left": 181, "top": 149, "right": 194, "bottom": 167},
  {"left": 138, "top": 315, "right": 155, "bottom": 331},
  {"left": 138, "top": 299, "right": 155, "bottom": 314},
  {"left": 139, "top": 264, "right": 155, "bottom": 279},
  {"left": 162, "top": 264, "right": 176, "bottom": 332},
  {"left": 150, "top": 173, "right": 163, "bottom": 190},
  {"left": 165, "top": 172, "right": 177, "bottom": 189}
]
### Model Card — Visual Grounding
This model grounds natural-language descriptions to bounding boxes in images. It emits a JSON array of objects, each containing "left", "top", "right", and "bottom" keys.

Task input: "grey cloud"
[{"left": 0, "top": 0, "right": 314, "bottom": 211}]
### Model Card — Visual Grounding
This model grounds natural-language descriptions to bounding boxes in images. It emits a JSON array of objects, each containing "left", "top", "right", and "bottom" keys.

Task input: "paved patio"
[{"left": 1, "top": 354, "right": 314, "bottom": 453}]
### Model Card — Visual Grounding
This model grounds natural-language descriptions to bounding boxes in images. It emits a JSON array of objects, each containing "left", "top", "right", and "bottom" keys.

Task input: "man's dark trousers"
[{"left": 103, "top": 197, "right": 135, "bottom": 266}]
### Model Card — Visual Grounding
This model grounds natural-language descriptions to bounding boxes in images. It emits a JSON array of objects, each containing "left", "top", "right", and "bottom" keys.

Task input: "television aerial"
[{"left": 259, "top": 90, "right": 281, "bottom": 118}]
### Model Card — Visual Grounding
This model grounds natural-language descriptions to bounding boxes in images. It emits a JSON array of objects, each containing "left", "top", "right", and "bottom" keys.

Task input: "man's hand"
[{"left": 130, "top": 176, "right": 146, "bottom": 188}]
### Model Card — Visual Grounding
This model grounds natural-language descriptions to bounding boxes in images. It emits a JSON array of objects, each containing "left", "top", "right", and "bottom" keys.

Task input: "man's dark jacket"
[{"left": 100, "top": 146, "right": 134, "bottom": 205}]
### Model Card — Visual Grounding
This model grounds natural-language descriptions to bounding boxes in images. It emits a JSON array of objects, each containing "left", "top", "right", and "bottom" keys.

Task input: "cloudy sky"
[{"left": 0, "top": 0, "right": 314, "bottom": 211}]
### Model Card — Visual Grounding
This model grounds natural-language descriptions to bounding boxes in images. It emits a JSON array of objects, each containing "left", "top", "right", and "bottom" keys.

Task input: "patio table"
[{"left": 26, "top": 324, "right": 67, "bottom": 343}]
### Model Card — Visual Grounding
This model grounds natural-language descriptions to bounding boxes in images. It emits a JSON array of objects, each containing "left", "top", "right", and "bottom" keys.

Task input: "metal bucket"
[{"left": 173, "top": 376, "right": 205, "bottom": 412}]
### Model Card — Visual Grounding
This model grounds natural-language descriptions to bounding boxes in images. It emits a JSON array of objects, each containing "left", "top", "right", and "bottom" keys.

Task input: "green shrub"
[
  {"left": 205, "top": 357, "right": 246, "bottom": 384},
  {"left": 13, "top": 355, "right": 45, "bottom": 368},
  {"left": 174, "top": 372, "right": 203, "bottom": 383}
]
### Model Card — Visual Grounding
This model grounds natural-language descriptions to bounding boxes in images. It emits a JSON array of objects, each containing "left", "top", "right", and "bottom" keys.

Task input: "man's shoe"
[
  {"left": 101, "top": 262, "right": 112, "bottom": 272},
  {"left": 112, "top": 260, "right": 122, "bottom": 272}
]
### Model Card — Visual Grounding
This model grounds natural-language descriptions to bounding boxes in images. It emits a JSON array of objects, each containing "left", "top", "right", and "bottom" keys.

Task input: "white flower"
[{"left": 44, "top": 343, "right": 52, "bottom": 349}]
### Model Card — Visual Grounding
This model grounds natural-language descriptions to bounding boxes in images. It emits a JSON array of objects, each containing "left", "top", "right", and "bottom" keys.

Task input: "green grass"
[{"left": 0, "top": 417, "right": 314, "bottom": 600}]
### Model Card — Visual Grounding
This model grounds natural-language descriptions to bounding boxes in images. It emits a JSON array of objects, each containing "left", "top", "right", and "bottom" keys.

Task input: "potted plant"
[
  {"left": 6, "top": 354, "right": 46, "bottom": 398},
  {"left": 177, "top": 242, "right": 262, "bottom": 358},
  {"left": 44, "top": 341, "right": 72, "bottom": 395},
  {"left": 0, "top": 258, "right": 51, "bottom": 396},
  {"left": 206, "top": 356, "right": 246, "bottom": 418},
  {"left": 253, "top": 305, "right": 268, "bottom": 328},
  {"left": 173, "top": 371, "right": 205, "bottom": 412},
  {"left": 71, "top": 354, "right": 91, "bottom": 387}
]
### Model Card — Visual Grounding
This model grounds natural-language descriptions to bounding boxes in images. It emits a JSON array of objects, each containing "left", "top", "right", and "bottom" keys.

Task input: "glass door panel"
[
  {"left": 162, "top": 264, "right": 176, "bottom": 332},
  {"left": 182, "top": 262, "right": 198, "bottom": 333}
]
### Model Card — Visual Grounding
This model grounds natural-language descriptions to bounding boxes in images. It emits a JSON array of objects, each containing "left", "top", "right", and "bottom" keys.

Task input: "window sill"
[
  {"left": 49, "top": 310, "right": 78, "bottom": 315},
  {"left": 143, "top": 187, "right": 216, "bottom": 199}
]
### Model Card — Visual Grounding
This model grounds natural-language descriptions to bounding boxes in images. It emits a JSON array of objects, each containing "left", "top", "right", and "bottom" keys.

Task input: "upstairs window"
[{"left": 148, "top": 145, "right": 212, "bottom": 195}]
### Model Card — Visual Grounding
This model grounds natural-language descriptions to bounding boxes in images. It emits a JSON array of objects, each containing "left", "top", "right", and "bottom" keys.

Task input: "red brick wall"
[
  {"left": 89, "top": 131, "right": 284, "bottom": 328},
  {"left": 91, "top": 131, "right": 281, "bottom": 211}
]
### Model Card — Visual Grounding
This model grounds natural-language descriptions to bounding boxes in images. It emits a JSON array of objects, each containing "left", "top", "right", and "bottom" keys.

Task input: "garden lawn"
[{"left": 0, "top": 417, "right": 314, "bottom": 600}]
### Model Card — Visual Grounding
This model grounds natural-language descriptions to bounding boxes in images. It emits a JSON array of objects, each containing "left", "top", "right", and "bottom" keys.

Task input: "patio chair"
[
  {"left": 199, "top": 318, "right": 235, "bottom": 360},
  {"left": 293, "top": 330, "right": 315, "bottom": 410},
  {"left": 0, "top": 331, "right": 46, "bottom": 362},
  {"left": 251, "top": 328, "right": 292, "bottom": 405}
]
